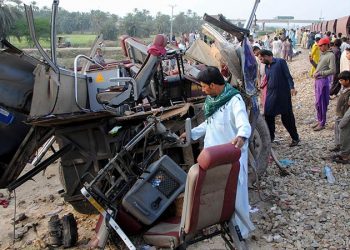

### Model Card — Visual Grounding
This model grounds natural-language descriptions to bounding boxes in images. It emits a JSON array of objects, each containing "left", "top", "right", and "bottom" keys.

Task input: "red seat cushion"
[
  {"left": 143, "top": 217, "right": 181, "bottom": 248},
  {"left": 197, "top": 143, "right": 241, "bottom": 170}
]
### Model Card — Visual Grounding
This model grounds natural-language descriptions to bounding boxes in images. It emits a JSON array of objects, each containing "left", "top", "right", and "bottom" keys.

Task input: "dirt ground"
[{"left": 0, "top": 48, "right": 349, "bottom": 250}]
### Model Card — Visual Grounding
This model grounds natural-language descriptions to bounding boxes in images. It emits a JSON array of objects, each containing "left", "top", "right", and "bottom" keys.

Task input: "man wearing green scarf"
[{"left": 180, "top": 66, "right": 254, "bottom": 239}]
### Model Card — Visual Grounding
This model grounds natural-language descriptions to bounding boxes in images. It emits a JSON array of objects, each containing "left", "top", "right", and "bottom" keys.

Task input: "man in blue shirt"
[{"left": 258, "top": 49, "right": 300, "bottom": 147}]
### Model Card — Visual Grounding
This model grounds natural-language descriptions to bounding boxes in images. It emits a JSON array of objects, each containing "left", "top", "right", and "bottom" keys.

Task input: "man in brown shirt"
[{"left": 332, "top": 71, "right": 350, "bottom": 163}]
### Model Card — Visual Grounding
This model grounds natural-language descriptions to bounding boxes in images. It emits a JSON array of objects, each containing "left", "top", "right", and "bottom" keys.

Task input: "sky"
[{"left": 21, "top": 0, "right": 350, "bottom": 21}]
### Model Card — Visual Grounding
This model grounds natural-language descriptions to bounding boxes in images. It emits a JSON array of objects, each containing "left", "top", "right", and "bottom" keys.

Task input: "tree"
[
  {"left": 9, "top": 17, "right": 50, "bottom": 46},
  {"left": 100, "top": 14, "right": 119, "bottom": 40},
  {"left": 3, "top": 3, "right": 203, "bottom": 45},
  {"left": 57, "top": 9, "right": 77, "bottom": 34},
  {"left": 56, "top": 10, "right": 92, "bottom": 34},
  {"left": 101, "top": 20, "right": 118, "bottom": 40},
  {"left": 154, "top": 12, "right": 170, "bottom": 35},
  {"left": 75, "top": 12, "right": 91, "bottom": 33},
  {"left": 120, "top": 8, "right": 153, "bottom": 38},
  {"left": 173, "top": 12, "right": 187, "bottom": 34},
  {"left": 90, "top": 10, "right": 108, "bottom": 34},
  {"left": 29, "top": 1, "right": 38, "bottom": 12},
  {"left": 187, "top": 12, "right": 202, "bottom": 33},
  {"left": 0, "top": 0, "right": 22, "bottom": 40},
  {"left": 172, "top": 11, "right": 203, "bottom": 35}
]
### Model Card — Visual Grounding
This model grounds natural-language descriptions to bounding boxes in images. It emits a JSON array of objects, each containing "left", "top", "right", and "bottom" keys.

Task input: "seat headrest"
[{"left": 197, "top": 143, "right": 241, "bottom": 170}]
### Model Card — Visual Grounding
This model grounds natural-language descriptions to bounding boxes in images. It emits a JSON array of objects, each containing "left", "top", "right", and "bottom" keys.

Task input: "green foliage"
[
  {"left": 8, "top": 17, "right": 26, "bottom": 40},
  {"left": 0, "top": 0, "right": 23, "bottom": 40},
  {"left": 8, "top": 33, "right": 97, "bottom": 48},
  {"left": 8, "top": 17, "right": 50, "bottom": 46},
  {"left": 154, "top": 12, "right": 171, "bottom": 34},
  {"left": 33, "top": 17, "right": 50, "bottom": 40},
  {"left": 101, "top": 21, "right": 118, "bottom": 40},
  {"left": 120, "top": 9, "right": 154, "bottom": 37},
  {"left": 57, "top": 9, "right": 92, "bottom": 34},
  {"left": 173, "top": 11, "right": 203, "bottom": 35},
  {"left": 90, "top": 10, "right": 108, "bottom": 34},
  {"left": 5, "top": 3, "right": 204, "bottom": 48}
]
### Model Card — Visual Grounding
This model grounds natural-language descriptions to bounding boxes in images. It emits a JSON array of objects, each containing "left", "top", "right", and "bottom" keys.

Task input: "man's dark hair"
[
  {"left": 259, "top": 49, "right": 273, "bottom": 57},
  {"left": 345, "top": 47, "right": 350, "bottom": 52},
  {"left": 334, "top": 38, "right": 342, "bottom": 47},
  {"left": 338, "top": 70, "right": 350, "bottom": 80},
  {"left": 253, "top": 46, "right": 260, "bottom": 52},
  {"left": 197, "top": 66, "right": 225, "bottom": 85}
]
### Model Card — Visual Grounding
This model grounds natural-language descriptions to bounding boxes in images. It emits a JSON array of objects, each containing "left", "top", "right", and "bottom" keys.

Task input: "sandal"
[
  {"left": 332, "top": 154, "right": 350, "bottom": 164},
  {"left": 313, "top": 125, "right": 325, "bottom": 131},
  {"left": 311, "top": 122, "right": 319, "bottom": 129}
]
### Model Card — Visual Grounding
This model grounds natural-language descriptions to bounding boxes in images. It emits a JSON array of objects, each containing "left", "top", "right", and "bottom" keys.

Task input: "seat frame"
[
  {"left": 144, "top": 143, "right": 249, "bottom": 250},
  {"left": 178, "top": 221, "right": 238, "bottom": 250}
]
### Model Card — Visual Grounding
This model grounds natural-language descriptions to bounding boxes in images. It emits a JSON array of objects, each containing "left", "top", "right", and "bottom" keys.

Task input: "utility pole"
[
  {"left": 319, "top": 10, "right": 324, "bottom": 22},
  {"left": 169, "top": 4, "right": 176, "bottom": 42}
]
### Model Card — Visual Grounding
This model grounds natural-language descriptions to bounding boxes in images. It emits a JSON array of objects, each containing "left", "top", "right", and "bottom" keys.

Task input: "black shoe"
[
  {"left": 272, "top": 141, "right": 280, "bottom": 145},
  {"left": 289, "top": 139, "right": 300, "bottom": 147},
  {"left": 329, "top": 145, "right": 340, "bottom": 152}
]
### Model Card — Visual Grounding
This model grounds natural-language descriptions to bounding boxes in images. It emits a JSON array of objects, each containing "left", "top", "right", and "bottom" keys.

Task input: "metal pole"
[
  {"left": 50, "top": 0, "right": 59, "bottom": 65},
  {"left": 169, "top": 5, "right": 176, "bottom": 42},
  {"left": 244, "top": 0, "right": 261, "bottom": 30}
]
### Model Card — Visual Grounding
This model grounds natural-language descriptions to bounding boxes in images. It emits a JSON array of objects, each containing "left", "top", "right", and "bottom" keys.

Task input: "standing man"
[
  {"left": 340, "top": 47, "right": 350, "bottom": 72},
  {"left": 253, "top": 46, "right": 267, "bottom": 111},
  {"left": 180, "top": 66, "right": 253, "bottom": 239},
  {"left": 330, "top": 39, "right": 342, "bottom": 96},
  {"left": 340, "top": 37, "right": 350, "bottom": 53},
  {"left": 296, "top": 28, "right": 302, "bottom": 46},
  {"left": 258, "top": 49, "right": 300, "bottom": 146},
  {"left": 309, "top": 35, "right": 321, "bottom": 77},
  {"left": 331, "top": 71, "right": 350, "bottom": 163},
  {"left": 271, "top": 37, "right": 282, "bottom": 58},
  {"left": 309, "top": 37, "right": 336, "bottom": 131}
]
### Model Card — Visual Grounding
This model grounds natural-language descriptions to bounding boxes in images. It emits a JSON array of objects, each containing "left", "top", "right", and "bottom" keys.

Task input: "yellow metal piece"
[
  {"left": 96, "top": 73, "right": 105, "bottom": 83},
  {"left": 87, "top": 196, "right": 105, "bottom": 213}
]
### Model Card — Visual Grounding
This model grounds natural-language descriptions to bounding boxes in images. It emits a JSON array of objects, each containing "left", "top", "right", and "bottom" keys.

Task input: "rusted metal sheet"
[
  {"left": 336, "top": 16, "right": 350, "bottom": 37},
  {"left": 313, "top": 23, "right": 317, "bottom": 32},
  {"left": 321, "top": 21, "right": 328, "bottom": 33},
  {"left": 159, "top": 103, "right": 193, "bottom": 121},
  {"left": 28, "top": 111, "right": 113, "bottom": 126},
  {"left": 315, "top": 23, "right": 320, "bottom": 32},
  {"left": 28, "top": 103, "right": 193, "bottom": 127},
  {"left": 327, "top": 19, "right": 337, "bottom": 33},
  {"left": 113, "top": 103, "right": 192, "bottom": 123}
]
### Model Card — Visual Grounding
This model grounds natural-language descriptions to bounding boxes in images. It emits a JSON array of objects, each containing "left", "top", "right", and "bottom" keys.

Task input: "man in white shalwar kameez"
[{"left": 181, "top": 66, "right": 254, "bottom": 239}]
